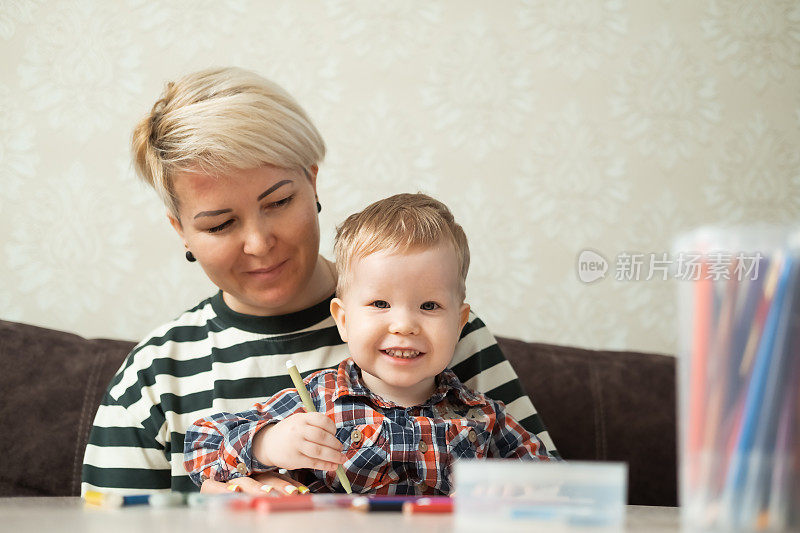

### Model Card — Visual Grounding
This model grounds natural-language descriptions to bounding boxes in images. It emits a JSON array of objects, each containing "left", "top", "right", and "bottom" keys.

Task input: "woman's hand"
[
  {"left": 254, "top": 412, "right": 346, "bottom": 471},
  {"left": 200, "top": 471, "right": 305, "bottom": 495}
]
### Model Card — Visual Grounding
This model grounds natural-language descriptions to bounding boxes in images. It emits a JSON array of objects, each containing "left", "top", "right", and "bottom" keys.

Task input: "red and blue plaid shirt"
[{"left": 184, "top": 358, "right": 550, "bottom": 495}]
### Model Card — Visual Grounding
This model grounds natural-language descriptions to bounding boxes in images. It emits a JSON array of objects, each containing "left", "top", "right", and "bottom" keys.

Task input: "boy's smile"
[{"left": 330, "top": 244, "right": 470, "bottom": 407}]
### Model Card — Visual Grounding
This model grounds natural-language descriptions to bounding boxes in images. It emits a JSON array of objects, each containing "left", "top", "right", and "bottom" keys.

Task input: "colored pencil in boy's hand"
[{"left": 286, "top": 360, "right": 353, "bottom": 494}]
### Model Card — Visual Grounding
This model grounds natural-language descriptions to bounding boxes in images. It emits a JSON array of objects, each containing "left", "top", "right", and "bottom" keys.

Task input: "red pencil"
[
  {"left": 402, "top": 497, "right": 453, "bottom": 514},
  {"left": 248, "top": 495, "right": 314, "bottom": 513},
  {"left": 688, "top": 262, "right": 713, "bottom": 488}
]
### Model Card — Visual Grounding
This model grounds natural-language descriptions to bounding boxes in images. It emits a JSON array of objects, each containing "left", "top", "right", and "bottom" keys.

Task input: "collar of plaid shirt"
[{"left": 330, "top": 358, "right": 489, "bottom": 410}]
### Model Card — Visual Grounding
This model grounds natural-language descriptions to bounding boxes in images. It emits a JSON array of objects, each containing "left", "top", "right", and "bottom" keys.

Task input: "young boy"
[{"left": 184, "top": 193, "right": 550, "bottom": 495}]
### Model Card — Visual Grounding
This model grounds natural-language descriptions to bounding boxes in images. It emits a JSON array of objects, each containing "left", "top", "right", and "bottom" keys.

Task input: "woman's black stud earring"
[
  {"left": 186, "top": 251, "right": 196, "bottom": 262},
  {"left": 316, "top": 201, "right": 322, "bottom": 213}
]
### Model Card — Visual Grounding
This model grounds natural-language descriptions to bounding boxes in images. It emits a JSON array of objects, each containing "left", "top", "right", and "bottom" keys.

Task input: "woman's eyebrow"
[
  {"left": 194, "top": 208, "right": 232, "bottom": 219},
  {"left": 257, "top": 179, "right": 292, "bottom": 201}
]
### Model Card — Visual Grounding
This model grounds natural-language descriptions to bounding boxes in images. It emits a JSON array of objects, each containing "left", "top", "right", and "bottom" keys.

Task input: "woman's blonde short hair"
[
  {"left": 131, "top": 67, "right": 326, "bottom": 217},
  {"left": 334, "top": 193, "right": 470, "bottom": 299}
]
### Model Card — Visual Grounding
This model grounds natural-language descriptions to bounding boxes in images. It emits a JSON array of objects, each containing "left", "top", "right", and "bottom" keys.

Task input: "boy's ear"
[
  {"left": 330, "top": 298, "right": 349, "bottom": 342},
  {"left": 459, "top": 303, "right": 470, "bottom": 332}
]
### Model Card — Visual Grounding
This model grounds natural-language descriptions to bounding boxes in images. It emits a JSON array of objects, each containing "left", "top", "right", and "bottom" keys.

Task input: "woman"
[{"left": 82, "top": 67, "right": 556, "bottom": 496}]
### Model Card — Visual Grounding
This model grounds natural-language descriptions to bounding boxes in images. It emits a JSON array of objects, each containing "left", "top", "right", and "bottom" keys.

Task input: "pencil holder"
[{"left": 675, "top": 226, "right": 800, "bottom": 531}]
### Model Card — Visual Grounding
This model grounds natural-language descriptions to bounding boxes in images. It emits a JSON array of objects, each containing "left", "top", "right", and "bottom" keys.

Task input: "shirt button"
[
  {"left": 468, "top": 429, "right": 477, "bottom": 443},
  {"left": 418, "top": 440, "right": 428, "bottom": 453},
  {"left": 200, "top": 474, "right": 208, "bottom": 483},
  {"left": 351, "top": 429, "right": 362, "bottom": 443},
  {"left": 236, "top": 463, "right": 248, "bottom": 475}
]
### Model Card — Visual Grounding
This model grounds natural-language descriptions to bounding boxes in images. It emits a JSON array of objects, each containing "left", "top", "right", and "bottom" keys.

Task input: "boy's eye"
[
  {"left": 370, "top": 300, "right": 390, "bottom": 309},
  {"left": 420, "top": 301, "right": 439, "bottom": 311},
  {"left": 207, "top": 220, "right": 233, "bottom": 233}
]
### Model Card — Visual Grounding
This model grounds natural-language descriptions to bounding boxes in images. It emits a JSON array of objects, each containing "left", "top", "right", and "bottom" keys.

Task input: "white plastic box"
[{"left": 454, "top": 460, "right": 627, "bottom": 531}]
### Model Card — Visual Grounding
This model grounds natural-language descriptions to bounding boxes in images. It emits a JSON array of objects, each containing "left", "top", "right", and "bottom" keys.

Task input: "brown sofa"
[{"left": 0, "top": 319, "right": 677, "bottom": 506}]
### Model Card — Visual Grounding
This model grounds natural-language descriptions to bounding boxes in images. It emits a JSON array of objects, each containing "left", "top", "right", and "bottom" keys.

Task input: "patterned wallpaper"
[{"left": 1, "top": 1, "right": 798, "bottom": 356}]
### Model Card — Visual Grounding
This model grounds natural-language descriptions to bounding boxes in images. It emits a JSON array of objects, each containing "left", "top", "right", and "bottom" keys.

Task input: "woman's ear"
[
  {"left": 330, "top": 297, "right": 348, "bottom": 343},
  {"left": 167, "top": 213, "right": 192, "bottom": 251},
  {"left": 304, "top": 165, "right": 319, "bottom": 190},
  {"left": 167, "top": 213, "right": 185, "bottom": 240}
]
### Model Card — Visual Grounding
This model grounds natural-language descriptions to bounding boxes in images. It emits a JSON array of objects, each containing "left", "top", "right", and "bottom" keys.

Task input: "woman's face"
[{"left": 169, "top": 165, "right": 322, "bottom": 316}]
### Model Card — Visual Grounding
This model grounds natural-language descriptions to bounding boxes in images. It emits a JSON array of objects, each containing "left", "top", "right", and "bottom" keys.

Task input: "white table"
[{"left": 0, "top": 498, "right": 679, "bottom": 533}]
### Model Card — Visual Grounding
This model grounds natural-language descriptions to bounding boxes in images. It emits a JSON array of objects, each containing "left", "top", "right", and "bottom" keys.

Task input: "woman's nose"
[
  {"left": 388, "top": 309, "right": 420, "bottom": 335},
  {"left": 242, "top": 222, "right": 275, "bottom": 256}
]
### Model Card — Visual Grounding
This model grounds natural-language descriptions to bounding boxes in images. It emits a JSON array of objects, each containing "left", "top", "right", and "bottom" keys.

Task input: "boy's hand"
[{"left": 254, "top": 412, "right": 346, "bottom": 471}]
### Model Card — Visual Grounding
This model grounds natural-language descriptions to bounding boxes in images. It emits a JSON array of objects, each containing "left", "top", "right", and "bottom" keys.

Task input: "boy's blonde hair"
[
  {"left": 131, "top": 67, "right": 326, "bottom": 218},
  {"left": 334, "top": 193, "right": 470, "bottom": 299}
]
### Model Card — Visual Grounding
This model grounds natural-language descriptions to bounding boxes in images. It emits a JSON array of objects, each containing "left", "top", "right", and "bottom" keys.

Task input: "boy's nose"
[{"left": 388, "top": 310, "right": 420, "bottom": 335}]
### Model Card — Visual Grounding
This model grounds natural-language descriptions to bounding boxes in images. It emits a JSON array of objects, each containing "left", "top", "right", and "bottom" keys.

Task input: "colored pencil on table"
[
  {"left": 186, "top": 492, "right": 246, "bottom": 508},
  {"left": 403, "top": 497, "right": 453, "bottom": 514},
  {"left": 251, "top": 494, "right": 314, "bottom": 513},
  {"left": 84, "top": 491, "right": 150, "bottom": 507},
  {"left": 310, "top": 493, "right": 358, "bottom": 508},
  {"left": 352, "top": 496, "right": 451, "bottom": 512}
]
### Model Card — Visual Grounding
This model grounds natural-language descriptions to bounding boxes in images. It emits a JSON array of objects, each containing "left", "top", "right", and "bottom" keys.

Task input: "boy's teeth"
[{"left": 384, "top": 349, "right": 421, "bottom": 358}]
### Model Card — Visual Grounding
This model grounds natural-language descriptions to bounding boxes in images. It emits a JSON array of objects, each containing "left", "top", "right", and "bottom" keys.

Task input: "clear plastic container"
[
  {"left": 674, "top": 225, "right": 800, "bottom": 531},
  {"left": 453, "top": 460, "right": 627, "bottom": 531}
]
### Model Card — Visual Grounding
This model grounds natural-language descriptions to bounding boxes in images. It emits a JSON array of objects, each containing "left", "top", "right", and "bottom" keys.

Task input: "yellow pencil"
[
  {"left": 84, "top": 490, "right": 113, "bottom": 506},
  {"left": 286, "top": 360, "right": 352, "bottom": 494}
]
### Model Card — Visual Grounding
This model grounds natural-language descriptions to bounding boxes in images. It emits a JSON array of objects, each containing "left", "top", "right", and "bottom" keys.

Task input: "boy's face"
[{"left": 330, "top": 244, "right": 470, "bottom": 405}]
